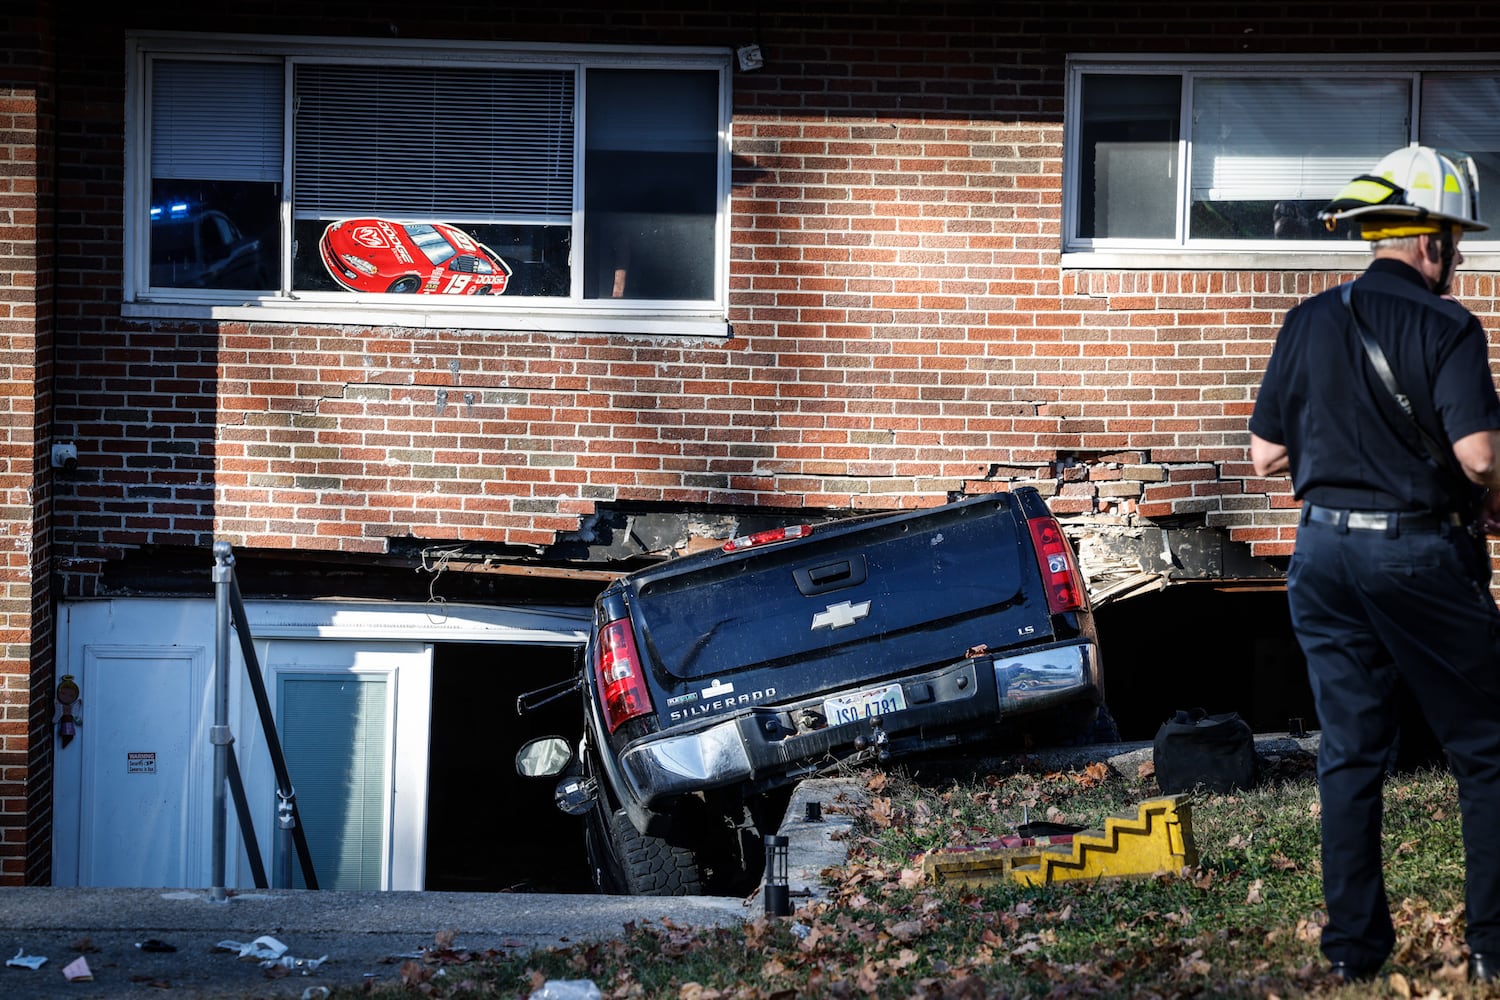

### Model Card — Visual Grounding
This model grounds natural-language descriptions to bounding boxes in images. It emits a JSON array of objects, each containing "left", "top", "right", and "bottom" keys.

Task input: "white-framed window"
[
  {"left": 1064, "top": 56, "right": 1500, "bottom": 258},
  {"left": 125, "top": 33, "right": 733, "bottom": 335}
]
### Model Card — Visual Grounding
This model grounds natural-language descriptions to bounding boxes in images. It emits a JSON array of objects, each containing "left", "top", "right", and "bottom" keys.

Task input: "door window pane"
[{"left": 277, "top": 674, "right": 388, "bottom": 891}]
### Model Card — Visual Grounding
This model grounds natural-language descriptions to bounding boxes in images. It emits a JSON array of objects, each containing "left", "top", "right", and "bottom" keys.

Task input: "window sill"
[
  {"left": 1062, "top": 249, "right": 1500, "bottom": 272},
  {"left": 121, "top": 298, "right": 732, "bottom": 338}
]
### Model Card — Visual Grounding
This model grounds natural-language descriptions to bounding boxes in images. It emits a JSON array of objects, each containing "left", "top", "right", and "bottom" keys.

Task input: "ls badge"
[{"left": 812, "top": 600, "right": 871, "bottom": 631}]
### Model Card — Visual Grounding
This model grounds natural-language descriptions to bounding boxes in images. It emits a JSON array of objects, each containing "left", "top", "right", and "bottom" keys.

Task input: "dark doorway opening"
[
  {"left": 1093, "top": 584, "right": 1444, "bottom": 769},
  {"left": 424, "top": 642, "right": 593, "bottom": 892},
  {"left": 1093, "top": 586, "right": 1315, "bottom": 742}
]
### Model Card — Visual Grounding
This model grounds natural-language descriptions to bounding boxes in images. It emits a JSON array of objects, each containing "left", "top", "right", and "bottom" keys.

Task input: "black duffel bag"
[{"left": 1153, "top": 708, "right": 1258, "bottom": 794}]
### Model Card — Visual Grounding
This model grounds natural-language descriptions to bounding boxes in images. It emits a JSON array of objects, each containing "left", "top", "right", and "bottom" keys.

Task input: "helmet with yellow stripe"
[{"left": 1319, "top": 144, "right": 1486, "bottom": 240}]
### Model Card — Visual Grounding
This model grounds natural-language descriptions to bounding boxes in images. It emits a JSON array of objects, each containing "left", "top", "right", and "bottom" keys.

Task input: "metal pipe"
[
  {"left": 210, "top": 541, "right": 235, "bottom": 903},
  {"left": 277, "top": 790, "right": 295, "bottom": 889}
]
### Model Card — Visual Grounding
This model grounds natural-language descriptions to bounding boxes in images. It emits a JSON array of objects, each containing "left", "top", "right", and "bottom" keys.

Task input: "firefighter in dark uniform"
[{"left": 1250, "top": 144, "right": 1500, "bottom": 984}]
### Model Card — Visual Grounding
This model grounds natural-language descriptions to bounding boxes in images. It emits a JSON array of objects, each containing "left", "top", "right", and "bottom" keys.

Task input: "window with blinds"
[
  {"left": 292, "top": 65, "right": 575, "bottom": 219},
  {"left": 128, "top": 35, "right": 730, "bottom": 327},
  {"left": 1067, "top": 60, "right": 1500, "bottom": 251}
]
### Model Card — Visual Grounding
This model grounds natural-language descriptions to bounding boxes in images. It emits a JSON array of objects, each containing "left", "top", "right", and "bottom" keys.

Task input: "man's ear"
[{"left": 1424, "top": 234, "right": 1443, "bottom": 262}]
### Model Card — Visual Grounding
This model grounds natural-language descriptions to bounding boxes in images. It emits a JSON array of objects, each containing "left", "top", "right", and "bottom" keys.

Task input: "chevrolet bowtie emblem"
[{"left": 812, "top": 600, "right": 871, "bottom": 630}]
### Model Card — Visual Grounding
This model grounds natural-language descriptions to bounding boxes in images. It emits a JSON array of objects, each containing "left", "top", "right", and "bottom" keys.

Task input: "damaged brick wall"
[{"left": 41, "top": 3, "right": 1500, "bottom": 595}]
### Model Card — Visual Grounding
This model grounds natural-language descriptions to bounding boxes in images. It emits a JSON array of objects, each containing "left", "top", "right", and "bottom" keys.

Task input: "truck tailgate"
[{"left": 629, "top": 498, "right": 1050, "bottom": 696}]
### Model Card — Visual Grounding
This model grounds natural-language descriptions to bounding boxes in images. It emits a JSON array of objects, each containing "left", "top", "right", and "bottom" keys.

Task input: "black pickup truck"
[{"left": 517, "top": 488, "right": 1106, "bottom": 895}]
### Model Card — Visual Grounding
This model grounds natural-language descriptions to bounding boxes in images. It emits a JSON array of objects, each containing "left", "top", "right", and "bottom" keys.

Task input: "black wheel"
[
  {"left": 583, "top": 802, "right": 625, "bottom": 892},
  {"left": 1077, "top": 701, "right": 1122, "bottom": 744},
  {"left": 600, "top": 807, "right": 704, "bottom": 896},
  {"left": 387, "top": 275, "right": 421, "bottom": 293}
]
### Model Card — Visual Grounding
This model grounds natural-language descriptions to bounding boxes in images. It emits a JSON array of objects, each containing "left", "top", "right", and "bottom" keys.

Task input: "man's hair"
[{"left": 1370, "top": 234, "right": 1421, "bottom": 255}]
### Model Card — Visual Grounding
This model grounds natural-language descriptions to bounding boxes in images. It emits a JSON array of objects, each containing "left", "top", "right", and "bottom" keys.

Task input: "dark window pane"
[
  {"left": 1189, "top": 198, "right": 1361, "bottom": 241},
  {"left": 1078, "top": 75, "right": 1181, "bottom": 239},
  {"left": 584, "top": 69, "right": 718, "bottom": 301},
  {"left": 148, "top": 180, "right": 279, "bottom": 290}
]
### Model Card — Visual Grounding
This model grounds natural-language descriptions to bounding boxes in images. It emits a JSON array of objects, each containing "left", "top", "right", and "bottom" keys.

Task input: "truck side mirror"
[{"left": 515, "top": 736, "right": 573, "bottom": 777}]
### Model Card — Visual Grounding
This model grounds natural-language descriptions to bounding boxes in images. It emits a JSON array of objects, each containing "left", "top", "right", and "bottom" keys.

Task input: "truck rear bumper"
[
  {"left": 616, "top": 640, "right": 1100, "bottom": 814},
  {"left": 994, "top": 639, "right": 1101, "bottom": 714}
]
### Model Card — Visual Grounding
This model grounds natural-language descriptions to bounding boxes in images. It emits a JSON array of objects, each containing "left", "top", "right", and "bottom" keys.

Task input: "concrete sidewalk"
[
  {"left": 0, "top": 733, "right": 1319, "bottom": 999},
  {"left": 0, "top": 886, "right": 752, "bottom": 998}
]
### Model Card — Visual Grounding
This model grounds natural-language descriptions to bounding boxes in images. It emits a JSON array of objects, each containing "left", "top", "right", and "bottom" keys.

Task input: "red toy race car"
[{"left": 318, "top": 218, "right": 512, "bottom": 295}]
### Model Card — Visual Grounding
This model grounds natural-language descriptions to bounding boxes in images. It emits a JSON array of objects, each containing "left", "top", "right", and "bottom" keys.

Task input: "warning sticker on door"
[{"left": 127, "top": 752, "right": 156, "bottom": 775}]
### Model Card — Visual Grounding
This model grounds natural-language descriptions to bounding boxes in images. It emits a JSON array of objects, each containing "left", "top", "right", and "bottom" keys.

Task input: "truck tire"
[
  {"left": 583, "top": 805, "right": 625, "bottom": 893},
  {"left": 604, "top": 808, "right": 704, "bottom": 896}
]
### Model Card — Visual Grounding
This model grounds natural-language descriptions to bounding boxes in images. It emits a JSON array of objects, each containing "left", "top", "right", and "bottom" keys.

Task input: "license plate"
[{"left": 824, "top": 683, "right": 907, "bottom": 726}]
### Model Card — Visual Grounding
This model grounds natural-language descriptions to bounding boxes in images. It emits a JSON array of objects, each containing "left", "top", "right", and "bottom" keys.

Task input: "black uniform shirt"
[{"left": 1249, "top": 257, "right": 1500, "bottom": 513}]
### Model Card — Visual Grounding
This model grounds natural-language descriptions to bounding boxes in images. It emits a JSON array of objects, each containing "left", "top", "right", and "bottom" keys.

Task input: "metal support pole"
[
  {"left": 277, "top": 789, "right": 296, "bottom": 889},
  {"left": 210, "top": 541, "right": 235, "bottom": 903}
]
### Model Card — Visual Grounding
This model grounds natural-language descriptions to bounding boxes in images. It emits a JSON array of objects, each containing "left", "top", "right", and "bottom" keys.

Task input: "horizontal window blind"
[
  {"left": 151, "top": 61, "right": 283, "bottom": 182},
  {"left": 1422, "top": 75, "right": 1500, "bottom": 152},
  {"left": 294, "top": 65, "right": 575, "bottom": 217},
  {"left": 1191, "top": 78, "right": 1410, "bottom": 201}
]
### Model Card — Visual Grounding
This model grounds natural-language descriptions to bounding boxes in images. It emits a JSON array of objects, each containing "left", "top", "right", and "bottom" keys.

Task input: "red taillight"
[
  {"left": 594, "top": 617, "right": 653, "bottom": 733},
  {"left": 1027, "top": 515, "right": 1087, "bottom": 614},
  {"left": 722, "top": 524, "right": 813, "bottom": 552}
]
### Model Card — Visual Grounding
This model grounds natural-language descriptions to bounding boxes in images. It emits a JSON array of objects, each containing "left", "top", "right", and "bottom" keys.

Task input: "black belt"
[{"left": 1303, "top": 503, "right": 1462, "bottom": 533}]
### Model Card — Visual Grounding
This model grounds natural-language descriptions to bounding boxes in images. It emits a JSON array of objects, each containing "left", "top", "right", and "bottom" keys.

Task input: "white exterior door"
[
  {"left": 74, "top": 644, "right": 212, "bottom": 887},
  {"left": 234, "top": 639, "right": 432, "bottom": 891}
]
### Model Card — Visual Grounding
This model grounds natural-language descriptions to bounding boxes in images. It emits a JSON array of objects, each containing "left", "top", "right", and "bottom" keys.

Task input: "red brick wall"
[
  {"left": 0, "top": 3, "right": 55, "bottom": 885},
  {"left": 41, "top": 6, "right": 1500, "bottom": 575}
]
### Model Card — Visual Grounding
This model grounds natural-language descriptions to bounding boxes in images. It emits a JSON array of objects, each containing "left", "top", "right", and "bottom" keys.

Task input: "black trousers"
[{"left": 1289, "top": 513, "right": 1500, "bottom": 972}]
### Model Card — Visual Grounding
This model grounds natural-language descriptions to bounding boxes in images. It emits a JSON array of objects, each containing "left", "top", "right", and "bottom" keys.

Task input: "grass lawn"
[{"left": 362, "top": 750, "right": 1491, "bottom": 999}]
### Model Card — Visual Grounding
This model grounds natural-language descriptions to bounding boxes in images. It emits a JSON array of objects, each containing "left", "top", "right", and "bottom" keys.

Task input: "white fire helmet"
[{"left": 1318, "top": 144, "right": 1486, "bottom": 240}]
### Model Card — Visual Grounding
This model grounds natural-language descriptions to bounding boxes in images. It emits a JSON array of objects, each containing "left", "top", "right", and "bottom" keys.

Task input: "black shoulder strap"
[{"left": 1341, "top": 281, "right": 1455, "bottom": 472}]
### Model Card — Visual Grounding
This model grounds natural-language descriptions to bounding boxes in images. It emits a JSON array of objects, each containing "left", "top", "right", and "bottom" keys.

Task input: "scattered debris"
[
  {"left": 136, "top": 938, "right": 178, "bottom": 953},
  {"left": 6, "top": 949, "right": 47, "bottom": 970},
  {"left": 217, "top": 935, "right": 289, "bottom": 961},
  {"left": 214, "top": 935, "right": 328, "bottom": 972},
  {"left": 61, "top": 956, "right": 93, "bottom": 982},
  {"left": 529, "top": 980, "right": 602, "bottom": 1000}
]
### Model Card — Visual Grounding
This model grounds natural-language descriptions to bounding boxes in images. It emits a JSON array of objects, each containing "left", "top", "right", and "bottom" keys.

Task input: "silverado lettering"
[{"left": 669, "top": 687, "right": 776, "bottom": 721}]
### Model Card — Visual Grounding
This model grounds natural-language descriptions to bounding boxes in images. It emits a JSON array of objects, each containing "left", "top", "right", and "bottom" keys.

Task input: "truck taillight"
[
  {"left": 722, "top": 524, "right": 813, "bottom": 552},
  {"left": 594, "top": 617, "right": 653, "bottom": 733},
  {"left": 1027, "top": 515, "right": 1087, "bottom": 614}
]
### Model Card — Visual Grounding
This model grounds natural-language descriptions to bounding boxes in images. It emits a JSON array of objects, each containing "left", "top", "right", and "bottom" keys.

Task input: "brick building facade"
[{"left": 2, "top": 1, "right": 1497, "bottom": 885}]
